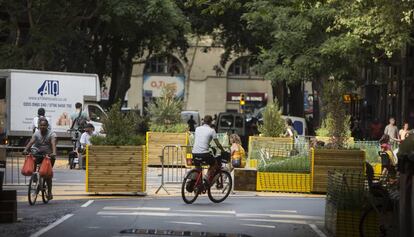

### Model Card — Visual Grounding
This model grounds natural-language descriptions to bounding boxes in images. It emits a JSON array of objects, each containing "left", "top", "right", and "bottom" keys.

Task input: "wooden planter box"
[
  {"left": 146, "top": 132, "right": 188, "bottom": 166},
  {"left": 256, "top": 172, "right": 312, "bottom": 193},
  {"left": 86, "top": 145, "right": 146, "bottom": 194},
  {"left": 234, "top": 168, "right": 257, "bottom": 191},
  {"left": 312, "top": 149, "right": 365, "bottom": 193}
]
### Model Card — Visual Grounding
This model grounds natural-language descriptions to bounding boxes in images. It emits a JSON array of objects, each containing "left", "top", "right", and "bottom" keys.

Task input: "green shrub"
[
  {"left": 258, "top": 155, "right": 311, "bottom": 173},
  {"left": 90, "top": 134, "right": 145, "bottom": 146},
  {"left": 147, "top": 85, "right": 183, "bottom": 129},
  {"left": 149, "top": 123, "right": 188, "bottom": 133},
  {"left": 258, "top": 99, "right": 285, "bottom": 137},
  {"left": 90, "top": 101, "right": 145, "bottom": 146}
]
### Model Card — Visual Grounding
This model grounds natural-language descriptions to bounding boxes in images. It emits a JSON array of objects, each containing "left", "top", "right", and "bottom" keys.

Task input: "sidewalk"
[{"left": 5, "top": 160, "right": 325, "bottom": 201}]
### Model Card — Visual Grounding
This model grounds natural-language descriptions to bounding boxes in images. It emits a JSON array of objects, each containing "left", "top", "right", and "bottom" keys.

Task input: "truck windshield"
[{"left": 88, "top": 105, "right": 106, "bottom": 123}]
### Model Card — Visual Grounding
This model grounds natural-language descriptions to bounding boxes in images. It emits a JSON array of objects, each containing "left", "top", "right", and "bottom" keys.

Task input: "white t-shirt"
[
  {"left": 80, "top": 132, "right": 93, "bottom": 149},
  {"left": 192, "top": 124, "right": 217, "bottom": 154}
]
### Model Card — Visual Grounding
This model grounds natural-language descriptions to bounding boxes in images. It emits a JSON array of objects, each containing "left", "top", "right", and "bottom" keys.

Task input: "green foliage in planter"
[
  {"left": 317, "top": 80, "right": 351, "bottom": 148},
  {"left": 90, "top": 101, "right": 145, "bottom": 146},
  {"left": 90, "top": 134, "right": 145, "bottom": 146},
  {"left": 147, "top": 85, "right": 183, "bottom": 130},
  {"left": 258, "top": 155, "right": 311, "bottom": 173},
  {"left": 258, "top": 99, "right": 285, "bottom": 137},
  {"left": 149, "top": 123, "right": 188, "bottom": 133}
]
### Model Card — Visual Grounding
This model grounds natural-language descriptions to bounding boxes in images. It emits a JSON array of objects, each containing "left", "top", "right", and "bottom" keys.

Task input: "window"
[
  {"left": 228, "top": 57, "right": 258, "bottom": 77},
  {"left": 144, "top": 55, "right": 184, "bottom": 75},
  {"left": 220, "top": 115, "right": 233, "bottom": 128},
  {"left": 88, "top": 105, "right": 106, "bottom": 123},
  {"left": 235, "top": 116, "right": 244, "bottom": 128}
]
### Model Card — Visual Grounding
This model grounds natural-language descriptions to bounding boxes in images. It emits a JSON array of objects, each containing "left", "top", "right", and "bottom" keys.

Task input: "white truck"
[{"left": 0, "top": 69, "right": 107, "bottom": 146}]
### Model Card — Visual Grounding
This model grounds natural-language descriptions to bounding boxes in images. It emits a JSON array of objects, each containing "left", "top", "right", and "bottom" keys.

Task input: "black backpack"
[{"left": 71, "top": 111, "right": 87, "bottom": 131}]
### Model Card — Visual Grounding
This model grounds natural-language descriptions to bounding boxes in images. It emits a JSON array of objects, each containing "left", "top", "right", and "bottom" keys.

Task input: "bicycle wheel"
[
  {"left": 359, "top": 205, "right": 397, "bottom": 237},
  {"left": 41, "top": 178, "right": 50, "bottom": 204},
  {"left": 28, "top": 173, "right": 39, "bottom": 205},
  {"left": 208, "top": 170, "right": 232, "bottom": 203},
  {"left": 181, "top": 170, "right": 200, "bottom": 204}
]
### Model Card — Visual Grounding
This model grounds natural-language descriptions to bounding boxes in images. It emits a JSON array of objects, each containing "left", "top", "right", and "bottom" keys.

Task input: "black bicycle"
[
  {"left": 67, "top": 128, "right": 81, "bottom": 169},
  {"left": 28, "top": 154, "right": 51, "bottom": 205},
  {"left": 181, "top": 150, "right": 232, "bottom": 204}
]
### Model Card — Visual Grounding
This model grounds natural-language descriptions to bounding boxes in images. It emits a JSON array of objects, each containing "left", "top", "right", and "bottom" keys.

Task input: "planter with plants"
[
  {"left": 145, "top": 85, "right": 189, "bottom": 166},
  {"left": 235, "top": 100, "right": 312, "bottom": 193},
  {"left": 86, "top": 101, "right": 146, "bottom": 194},
  {"left": 312, "top": 80, "right": 365, "bottom": 193}
]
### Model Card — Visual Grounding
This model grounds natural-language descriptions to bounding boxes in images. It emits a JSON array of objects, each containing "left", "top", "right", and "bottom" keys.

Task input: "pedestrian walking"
[
  {"left": 187, "top": 115, "right": 196, "bottom": 132},
  {"left": 384, "top": 117, "right": 399, "bottom": 145}
]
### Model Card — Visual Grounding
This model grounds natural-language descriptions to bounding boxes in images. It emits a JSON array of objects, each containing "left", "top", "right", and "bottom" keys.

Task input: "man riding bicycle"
[
  {"left": 192, "top": 115, "right": 225, "bottom": 179},
  {"left": 23, "top": 117, "right": 57, "bottom": 200}
]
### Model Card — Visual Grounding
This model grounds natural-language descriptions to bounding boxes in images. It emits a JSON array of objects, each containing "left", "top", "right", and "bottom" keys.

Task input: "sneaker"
[{"left": 47, "top": 193, "right": 53, "bottom": 200}]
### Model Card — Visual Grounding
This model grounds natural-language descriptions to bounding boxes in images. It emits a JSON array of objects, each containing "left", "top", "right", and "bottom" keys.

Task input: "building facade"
[{"left": 124, "top": 37, "right": 273, "bottom": 118}]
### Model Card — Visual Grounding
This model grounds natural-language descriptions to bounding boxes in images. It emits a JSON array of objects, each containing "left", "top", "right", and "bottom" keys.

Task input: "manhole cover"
[{"left": 120, "top": 229, "right": 251, "bottom": 237}]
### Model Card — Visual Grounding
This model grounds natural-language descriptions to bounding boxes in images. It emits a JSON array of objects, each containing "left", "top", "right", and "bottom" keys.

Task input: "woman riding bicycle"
[
  {"left": 23, "top": 117, "right": 57, "bottom": 200},
  {"left": 192, "top": 115, "right": 225, "bottom": 179}
]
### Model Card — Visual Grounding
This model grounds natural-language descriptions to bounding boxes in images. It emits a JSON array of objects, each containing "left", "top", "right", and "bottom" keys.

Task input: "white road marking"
[
  {"left": 269, "top": 210, "right": 298, "bottom": 213},
  {"left": 103, "top": 207, "right": 170, "bottom": 211},
  {"left": 88, "top": 226, "right": 101, "bottom": 229},
  {"left": 30, "top": 214, "right": 74, "bottom": 237},
  {"left": 241, "top": 224, "right": 275, "bottom": 229},
  {"left": 237, "top": 213, "right": 323, "bottom": 220},
  {"left": 97, "top": 211, "right": 226, "bottom": 218},
  {"left": 168, "top": 221, "right": 202, "bottom": 226},
  {"left": 309, "top": 224, "right": 327, "bottom": 237},
  {"left": 81, "top": 200, "right": 94, "bottom": 207},
  {"left": 241, "top": 218, "right": 310, "bottom": 225},
  {"left": 176, "top": 210, "right": 236, "bottom": 215}
]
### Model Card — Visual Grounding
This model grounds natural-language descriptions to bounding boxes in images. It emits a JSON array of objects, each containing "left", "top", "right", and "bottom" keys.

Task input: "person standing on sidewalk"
[
  {"left": 399, "top": 122, "right": 410, "bottom": 142},
  {"left": 384, "top": 117, "right": 399, "bottom": 146}
]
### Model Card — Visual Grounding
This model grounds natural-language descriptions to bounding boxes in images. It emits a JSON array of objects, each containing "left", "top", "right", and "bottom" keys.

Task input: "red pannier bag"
[
  {"left": 21, "top": 155, "right": 36, "bottom": 176},
  {"left": 39, "top": 157, "right": 53, "bottom": 178}
]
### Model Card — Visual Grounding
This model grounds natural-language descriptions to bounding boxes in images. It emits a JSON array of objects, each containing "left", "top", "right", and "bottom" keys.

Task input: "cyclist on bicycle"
[
  {"left": 192, "top": 115, "right": 225, "bottom": 180},
  {"left": 23, "top": 117, "right": 57, "bottom": 200}
]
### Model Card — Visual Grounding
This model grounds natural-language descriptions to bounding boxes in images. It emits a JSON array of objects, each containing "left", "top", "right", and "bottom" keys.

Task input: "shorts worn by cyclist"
[{"left": 192, "top": 123, "right": 217, "bottom": 166}]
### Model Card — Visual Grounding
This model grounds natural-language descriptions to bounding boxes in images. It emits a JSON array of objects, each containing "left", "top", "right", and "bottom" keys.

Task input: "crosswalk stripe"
[{"left": 269, "top": 210, "right": 298, "bottom": 213}]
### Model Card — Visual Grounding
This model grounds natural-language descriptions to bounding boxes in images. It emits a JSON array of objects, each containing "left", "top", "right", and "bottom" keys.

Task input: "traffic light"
[{"left": 240, "top": 93, "right": 245, "bottom": 106}]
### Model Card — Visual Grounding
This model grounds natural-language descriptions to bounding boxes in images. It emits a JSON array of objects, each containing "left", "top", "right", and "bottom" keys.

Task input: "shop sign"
[{"left": 227, "top": 92, "right": 266, "bottom": 102}]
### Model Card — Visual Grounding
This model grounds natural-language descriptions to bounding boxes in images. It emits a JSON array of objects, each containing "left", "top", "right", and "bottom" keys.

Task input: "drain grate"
[{"left": 120, "top": 229, "right": 251, "bottom": 237}]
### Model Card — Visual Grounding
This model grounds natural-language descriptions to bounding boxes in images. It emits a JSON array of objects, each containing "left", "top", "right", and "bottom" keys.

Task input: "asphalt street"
[
  {"left": 1, "top": 159, "right": 328, "bottom": 237},
  {"left": 38, "top": 196, "right": 326, "bottom": 237}
]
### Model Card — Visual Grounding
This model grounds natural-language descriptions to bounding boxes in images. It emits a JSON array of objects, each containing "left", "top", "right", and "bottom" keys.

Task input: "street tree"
[{"left": 0, "top": 0, "right": 190, "bottom": 106}]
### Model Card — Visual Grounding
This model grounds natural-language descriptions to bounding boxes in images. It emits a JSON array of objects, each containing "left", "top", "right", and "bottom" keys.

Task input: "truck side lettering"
[{"left": 38, "top": 80, "right": 59, "bottom": 96}]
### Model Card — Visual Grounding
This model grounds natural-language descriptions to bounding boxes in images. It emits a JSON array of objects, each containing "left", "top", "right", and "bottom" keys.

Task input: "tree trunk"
[
  {"left": 108, "top": 37, "right": 121, "bottom": 106},
  {"left": 288, "top": 82, "right": 304, "bottom": 117},
  {"left": 108, "top": 41, "right": 136, "bottom": 107},
  {"left": 313, "top": 75, "right": 328, "bottom": 128},
  {"left": 272, "top": 80, "right": 288, "bottom": 114}
]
